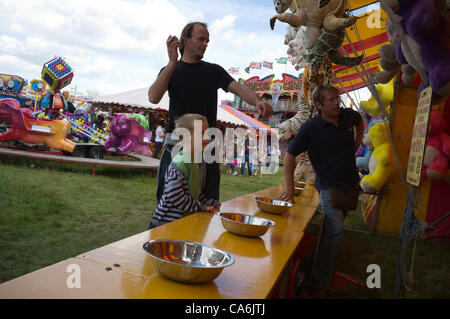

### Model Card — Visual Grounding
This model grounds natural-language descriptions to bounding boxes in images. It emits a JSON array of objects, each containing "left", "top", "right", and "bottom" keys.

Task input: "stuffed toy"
[
  {"left": 285, "top": 26, "right": 308, "bottom": 70},
  {"left": 302, "top": 25, "right": 364, "bottom": 68},
  {"left": 104, "top": 113, "right": 153, "bottom": 157},
  {"left": 360, "top": 77, "right": 395, "bottom": 118},
  {"left": 356, "top": 117, "right": 384, "bottom": 174},
  {"left": 356, "top": 144, "right": 371, "bottom": 175},
  {"left": 445, "top": 169, "right": 450, "bottom": 184},
  {"left": 383, "top": 0, "right": 450, "bottom": 103},
  {"left": 270, "top": 0, "right": 356, "bottom": 49},
  {"left": 374, "top": 19, "right": 417, "bottom": 84},
  {"left": 284, "top": 25, "right": 299, "bottom": 45},
  {"left": 360, "top": 122, "right": 396, "bottom": 193},
  {"left": 422, "top": 110, "right": 450, "bottom": 181}
]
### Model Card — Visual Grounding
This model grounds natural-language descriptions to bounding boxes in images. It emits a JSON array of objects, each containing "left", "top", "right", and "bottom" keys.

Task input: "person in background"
[
  {"left": 148, "top": 113, "right": 220, "bottom": 229},
  {"left": 153, "top": 119, "right": 166, "bottom": 159},
  {"left": 20, "top": 99, "right": 33, "bottom": 109},
  {"left": 240, "top": 136, "right": 252, "bottom": 177},
  {"left": 63, "top": 91, "right": 76, "bottom": 113}
]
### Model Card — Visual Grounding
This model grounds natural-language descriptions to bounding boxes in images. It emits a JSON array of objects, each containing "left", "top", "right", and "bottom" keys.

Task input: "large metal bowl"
[
  {"left": 254, "top": 196, "right": 293, "bottom": 215},
  {"left": 142, "top": 239, "right": 234, "bottom": 284},
  {"left": 294, "top": 187, "right": 305, "bottom": 195},
  {"left": 218, "top": 212, "right": 275, "bottom": 237},
  {"left": 295, "top": 181, "right": 307, "bottom": 188}
]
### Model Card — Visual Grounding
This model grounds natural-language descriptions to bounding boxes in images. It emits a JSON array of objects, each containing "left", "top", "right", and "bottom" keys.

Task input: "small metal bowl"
[
  {"left": 142, "top": 239, "right": 234, "bottom": 284},
  {"left": 294, "top": 187, "right": 305, "bottom": 195},
  {"left": 218, "top": 212, "right": 275, "bottom": 237},
  {"left": 295, "top": 181, "right": 307, "bottom": 188},
  {"left": 254, "top": 196, "right": 293, "bottom": 215}
]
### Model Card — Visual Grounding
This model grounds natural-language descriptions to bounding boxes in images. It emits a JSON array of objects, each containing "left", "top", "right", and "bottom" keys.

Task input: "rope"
[{"left": 334, "top": 71, "right": 364, "bottom": 116}]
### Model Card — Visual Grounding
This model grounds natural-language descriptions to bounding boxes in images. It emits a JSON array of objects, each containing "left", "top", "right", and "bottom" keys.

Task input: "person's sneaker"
[{"left": 232, "top": 171, "right": 238, "bottom": 176}]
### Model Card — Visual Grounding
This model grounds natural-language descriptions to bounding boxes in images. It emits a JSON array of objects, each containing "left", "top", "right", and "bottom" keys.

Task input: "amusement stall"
[{"left": 269, "top": 0, "right": 450, "bottom": 295}]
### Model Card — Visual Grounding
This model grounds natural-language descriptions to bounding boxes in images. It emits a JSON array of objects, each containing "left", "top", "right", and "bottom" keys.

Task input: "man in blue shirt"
[{"left": 280, "top": 84, "right": 364, "bottom": 298}]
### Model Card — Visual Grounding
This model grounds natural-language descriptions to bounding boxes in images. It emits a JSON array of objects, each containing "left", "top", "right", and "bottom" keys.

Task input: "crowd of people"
[{"left": 224, "top": 141, "right": 280, "bottom": 177}]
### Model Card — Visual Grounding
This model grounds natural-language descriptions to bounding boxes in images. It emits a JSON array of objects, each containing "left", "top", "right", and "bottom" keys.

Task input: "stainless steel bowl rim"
[
  {"left": 217, "top": 212, "right": 275, "bottom": 227},
  {"left": 254, "top": 196, "right": 294, "bottom": 207},
  {"left": 142, "top": 239, "right": 235, "bottom": 268}
]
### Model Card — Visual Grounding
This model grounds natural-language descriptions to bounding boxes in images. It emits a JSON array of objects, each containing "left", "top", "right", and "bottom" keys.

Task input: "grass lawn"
[{"left": 0, "top": 154, "right": 449, "bottom": 298}]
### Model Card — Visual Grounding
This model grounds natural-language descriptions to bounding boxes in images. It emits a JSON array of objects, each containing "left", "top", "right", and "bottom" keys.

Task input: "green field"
[{"left": 0, "top": 154, "right": 449, "bottom": 298}]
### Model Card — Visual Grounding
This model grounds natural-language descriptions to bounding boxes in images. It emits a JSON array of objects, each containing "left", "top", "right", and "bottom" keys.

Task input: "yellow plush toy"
[
  {"left": 360, "top": 76, "right": 395, "bottom": 118},
  {"left": 360, "top": 122, "right": 396, "bottom": 194}
]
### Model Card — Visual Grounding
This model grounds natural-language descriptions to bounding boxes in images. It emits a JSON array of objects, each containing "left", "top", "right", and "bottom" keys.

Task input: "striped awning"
[
  {"left": 220, "top": 103, "right": 277, "bottom": 135},
  {"left": 332, "top": 1, "right": 389, "bottom": 94}
]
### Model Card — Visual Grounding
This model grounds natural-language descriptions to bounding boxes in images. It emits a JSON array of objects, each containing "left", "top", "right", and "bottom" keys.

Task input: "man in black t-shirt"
[
  {"left": 280, "top": 84, "right": 364, "bottom": 298},
  {"left": 148, "top": 22, "right": 273, "bottom": 203}
]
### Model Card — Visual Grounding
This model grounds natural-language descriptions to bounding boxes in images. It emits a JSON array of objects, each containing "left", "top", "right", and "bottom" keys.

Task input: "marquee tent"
[{"left": 92, "top": 87, "right": 248, "bottom": 127}]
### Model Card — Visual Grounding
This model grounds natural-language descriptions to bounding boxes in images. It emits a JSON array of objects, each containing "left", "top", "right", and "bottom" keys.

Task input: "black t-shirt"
[
  {"left": 287, "top": 108, "right": 362, "bottom": 190},
  {"left": 161, "top": 60, "right": 234, "bottom": 133}
]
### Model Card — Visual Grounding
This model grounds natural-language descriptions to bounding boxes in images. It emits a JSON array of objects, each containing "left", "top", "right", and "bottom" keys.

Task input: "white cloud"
[
  {"left": 211, "top": 15, "right": 236, "bottom": 33},
  {"left": 0, "top": 0, "right": 298, "bottom": 96},
  {"left": 0, "top": 36, "right": 24, "bottom": 53}
]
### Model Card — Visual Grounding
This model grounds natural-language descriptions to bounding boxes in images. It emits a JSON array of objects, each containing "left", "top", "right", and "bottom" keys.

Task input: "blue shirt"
[{"left": 287, "top": 108, "right": 362, "bottom": 190}]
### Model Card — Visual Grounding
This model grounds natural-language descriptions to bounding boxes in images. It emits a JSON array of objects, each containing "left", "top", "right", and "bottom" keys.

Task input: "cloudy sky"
[{"left": 0, "top": 0, "right": 304, "bottom": 100}]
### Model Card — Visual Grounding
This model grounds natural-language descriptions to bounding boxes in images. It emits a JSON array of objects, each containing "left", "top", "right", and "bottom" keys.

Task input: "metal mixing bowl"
[
  {"left": 218, "top": 212, "right": 275, "bottom": 237},
  {"left": 295, "top": 181, "right": 307, "bottom": 188},
  {"left": 254, "top": 196, "right": 293, "bottom": 215},
  {"left": 294, "top": 187, "right": 305, "bottom": 195},
  {"left": 142, "top": 239, "right": 234, "bottom": 284}
]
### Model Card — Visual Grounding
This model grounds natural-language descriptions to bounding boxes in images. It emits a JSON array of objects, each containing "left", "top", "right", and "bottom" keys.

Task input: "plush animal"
[
  {"left": 360, "top": 122, "right": 396, "bottom": 193},
  {"left": 422, "top": 110, "right": 450, "bottom": 181},
  {"left": 302, "top": 25, "right": 364, "bottom": 67},
  {"left": 374, "top": 19, "right": 417, "bottom": 84},
  {"left": 104, "top": 113, "right": 153, "bottom": 157},
  {"left": 356, "top": 144, "right": 371, "bottom": 174},
  {"left": 285, "top": 26, "right": 308, "bottom": 70},
  {"left": 383, "top": 0, "right": 450, "bottom": 103},
  {"left": 130, "top": 113, "right": 150, "bottom": 130},
  {"left": 302, "top": 56, "right": 333, "bottom": 107},
  {"left": 445, "top": 169, "right": 450, "bottom": 184},
  {"left": 360, "top": 76, "right": 395, "bottom": 118},
  {"left": 356, "top": 117, "right": 384, "bottom": 173},
  {"left": 270, "top": 0, "right": 356, "bottom": 49}
]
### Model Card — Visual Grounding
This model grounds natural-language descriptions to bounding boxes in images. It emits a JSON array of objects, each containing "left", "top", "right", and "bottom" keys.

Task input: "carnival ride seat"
[{"left": 0, "top": 98, "right": 76, "bottom": 153}]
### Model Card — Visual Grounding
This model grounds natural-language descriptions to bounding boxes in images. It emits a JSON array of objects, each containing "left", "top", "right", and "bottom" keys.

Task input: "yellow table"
[{"left": 0, "top": 184, "right": 320, "bottom": 299}]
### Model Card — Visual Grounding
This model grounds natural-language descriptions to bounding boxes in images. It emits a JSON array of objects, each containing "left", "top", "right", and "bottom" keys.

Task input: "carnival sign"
[{"left": 406, "top": 87, "right": 433, "bottom": 186}]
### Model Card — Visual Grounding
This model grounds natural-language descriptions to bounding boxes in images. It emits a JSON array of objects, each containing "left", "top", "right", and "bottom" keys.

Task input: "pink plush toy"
[
  {"left": 104, "top": 113, "right": 153, "bottom": 157},
  {"left": 422, "top": 110, "right": 450, "bottom": 181}
]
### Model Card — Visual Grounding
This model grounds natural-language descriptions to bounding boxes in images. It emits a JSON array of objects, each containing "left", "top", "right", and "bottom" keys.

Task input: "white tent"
[{"left": 92, "top": 87, "right": 247, "bottom": 127}]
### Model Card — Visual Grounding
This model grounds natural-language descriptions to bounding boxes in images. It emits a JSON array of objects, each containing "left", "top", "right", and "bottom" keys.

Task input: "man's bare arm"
[
  {"left": 227, "top": 81, "right": 274, "bottom": 118},
  {"left": 148, "top": 35, "right": 179, "bottom": 104}
]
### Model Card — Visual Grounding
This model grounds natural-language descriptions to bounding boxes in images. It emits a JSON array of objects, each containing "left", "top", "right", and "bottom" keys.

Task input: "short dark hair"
[
  {"left": 179, "top": 22, "right": 207, "bottom": 56},
  {"left": 312, "top": 84, "right": 339, "bottom": 107}
]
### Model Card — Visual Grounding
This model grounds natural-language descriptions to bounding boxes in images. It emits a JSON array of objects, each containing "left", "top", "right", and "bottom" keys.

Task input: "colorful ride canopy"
[
  {"left": 332, "top": 1, "right": 389, "bottom": 93},
  {"left": 220, "top": 103, "right": 276, "bottom": 135}
]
